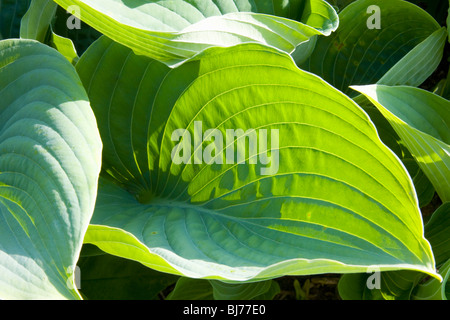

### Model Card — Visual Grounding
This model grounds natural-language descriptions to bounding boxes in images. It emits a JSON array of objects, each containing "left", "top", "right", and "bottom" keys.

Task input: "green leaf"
[
  {"left": 357, "top": 99, "right": 436, "bottom": 208},
  {"left": 326, "top": 3, "right": 446, "bottom": 209},
  {"left": 19, "top": 0, "right": 80, "bottom": 64},
  {"left": 337, "top": 273, "right": 367, "bottom": 300},
  {"left": 412, "top": 259, "right": 450, "bottom": 300},
  {"left": 20, "top": 0, "right": 57, "bottom": 42},
  {"left": 376, "top": 27, "right": 447, "bottom": 88},
  {"left": 77, "top": 37, "right": 438, "bottom": 282},
  {"left": 0, "top": 39, "right": 102, "bottom": 299},
  {"left": 434, "top": 74, "right": 450, "bottom": 102},
  {"left": 210, "top": 280, "right": 280, "bottom": 300},
  {"left": 338, "top": 201, "right": 450, "bottom": 300},
  {"left": 166, "top": 277, "right": 214, "bottom": 300},
  {"left": 50, "top": 31, "right": 79, "bottom": 65},
  {"left": 403, "top": 159, "right": 435, "bottom": 208},
  {"left": 51, "top": 5, "right": 101, "bottom": 56},
  {"left": 424, "top": 202, "right": 450, "bottom": 267},
  {"left": 339, "top": 269, "right": 425, "bottom": 300},
  {"left": 53, "top": 0, "right": 338, "bottom": 66},
  {"left": 166, "top": 278, "right": 280, "bottom": 300},
  {"left": 299, "top": 0, "right": 442, "bottom": 96},
  {"left": 353, "top": 85, "right": 450, "bottom": 203}
]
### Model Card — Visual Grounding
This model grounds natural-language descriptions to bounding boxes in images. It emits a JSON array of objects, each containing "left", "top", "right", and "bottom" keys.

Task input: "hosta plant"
[{"left": 0, "top": 0, "right": 448, "bottom": 300}]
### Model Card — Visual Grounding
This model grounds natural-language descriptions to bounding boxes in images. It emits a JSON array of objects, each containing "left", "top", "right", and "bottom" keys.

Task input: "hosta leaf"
[
  {"left": 338, "top": 203, "right": 450, "bottom": 300},
  {"left": 77, "top": 37, "right": 438, "bottom": 281},
  {"left": 412, "top": 259, "right": 450, "bottom": 300},
  {"left": 0, "top": 39, "right": 102, "bottom": 299},
  {"left": 424, "top": 202, "right": 450, "bottom": 267},
  {"left": 359, "top": 101, "right": 435, "bottom": 208},
  {"left": 167, "top": 277, "right": 214, "bottom": 300},
  {"left": 20, "top": 0, "right": 80, "bottom": 64},
  {"left": 20, "top": 0, "right": 57, "bottom": 43},
  {"left": 404, "top": 160, "right": 435, "bottom": 208},
  {"left": 320, "top": 0, "right": 446, "bottom": 209},
  {"left": 349, "top": 27, "right": 447, "bottom": 205},
  {"left": 337, "top": 272, "right": 366, "bottom": 300},
  {"left": 210, "top": 279, "right": 280, "bottom": 300},
  {"left": 376, "top": 27, "right": 447, "bottom": 88},
  {"left": 51, "top": 5, "right": 102, "bottom": 57},
  {"left": 338, "top": 269, "right": 425, "bottom": 300},
  {"left": 374, "top": 270, "right": 423, "bottom": 300},
  {"left": 353, "top": 85, "right": 450, "bottom": 203},
  {"left": 50, "top": 31, "right": 79, "bottom": 65},
  {"left": 53, "top": 0, "right": 338, "bottom": 66},
  {"left": 299, "top": 0, "right": 442, "bottom": 96}
]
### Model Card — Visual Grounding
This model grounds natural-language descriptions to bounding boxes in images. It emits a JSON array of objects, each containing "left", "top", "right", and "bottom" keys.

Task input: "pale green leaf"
[
  {"left": 50, "top": 30, "right": 79, "bottom": 65},
  {"left": 377, "top": 27, "right": 447, "bottom": 88},
  {"left": 0, "top": 39, "right": 102, "bottom": 299},
  {"left": 53, "top": 0, "right": 338, "bottom": 66},
  {"left": 357, "top": 99, "right": 436, "bottom": 208},
  {"left": 20, "top": 0, "right": 57, "bottom": 42},
  {"left": 353, "top": 85, "right": 450, "bottom": 203},
  {"left": 424, "top": 202, "right": 450, "bottom": 266},
  {"left": 19, "top": 0, "right": 80, "bottom": 64}
]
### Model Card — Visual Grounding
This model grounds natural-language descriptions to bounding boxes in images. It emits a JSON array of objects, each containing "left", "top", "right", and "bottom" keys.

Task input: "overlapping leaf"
[
  {"left": 53, "top": 0, "right": 338, "bottom": 66},
  {"left": 304, "top": 0, "right": 445, "bottom": 210},
  {"left": 354, "top": 85, "right": 450, "bottom": 203},
  {"left": 167, "top": 277, "right": 214, "bottom": 300},
  {"left": 425, "top": 203, "right": 450, "bottom": 266},
  {"left": 20, "top": 0, "right": 57, "bottom": 42},
  {"left": 20, "top": 0, "right": 81, "bottom": 64},
  {"left": 338, "top": 203, "right": 450, "bottom": 300},
  {"left": 76, "top": 37, "right": 438, "bottom": 281},
  {"left": 0, "top": 39, "right": 102, "bottom": 299},
  {"left": 299, "top": 0, "right": 443, "bottom": 96},
  {"left": 412, "top": 259, "right": 449, "bottom": 300},
  {"left": 376, "top": 27, "right": 447, "bottom": 88}
]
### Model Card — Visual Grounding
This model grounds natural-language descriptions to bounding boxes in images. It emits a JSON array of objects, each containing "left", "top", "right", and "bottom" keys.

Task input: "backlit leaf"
[{"left": 76, "top": 37, "right": 438, "bottom": 281}]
